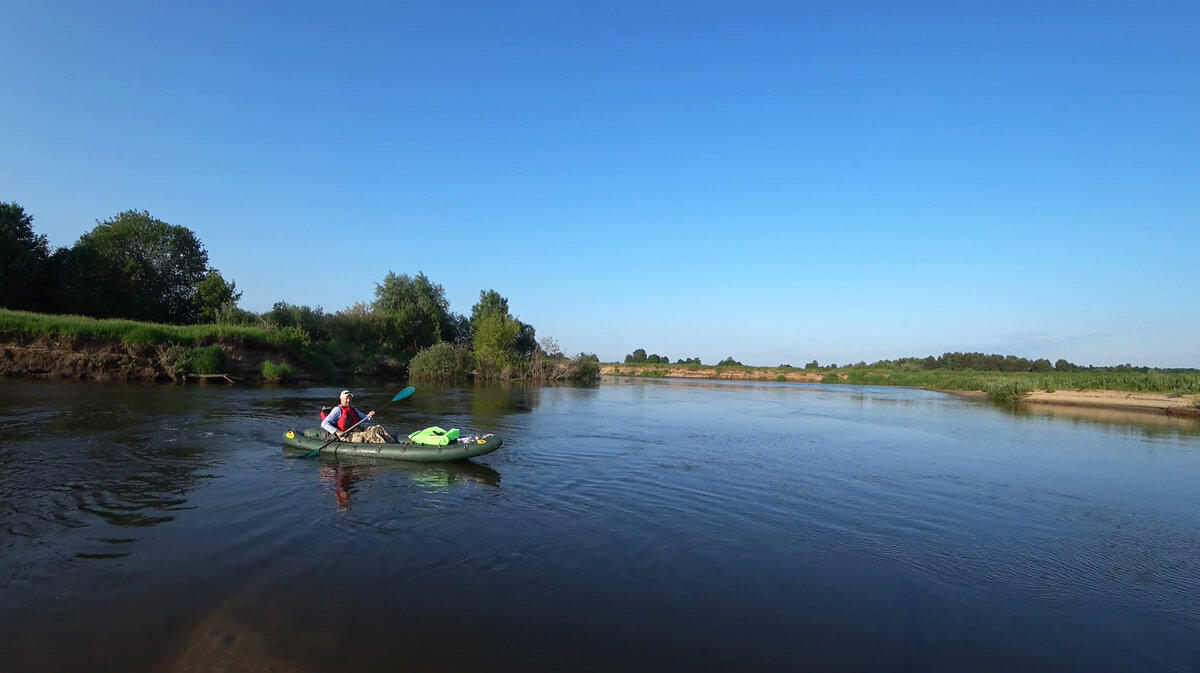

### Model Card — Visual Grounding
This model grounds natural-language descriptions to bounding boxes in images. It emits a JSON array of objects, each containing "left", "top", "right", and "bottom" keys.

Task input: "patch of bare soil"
[{"left": 0, "top": 332, "right": 316, "bottom": 383}]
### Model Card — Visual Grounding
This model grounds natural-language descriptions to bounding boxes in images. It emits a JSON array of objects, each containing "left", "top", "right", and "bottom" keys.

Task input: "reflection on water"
[
  {"left": 316, "top": 458, "right": 501, "bottom": 511},
  {"left": 1012, "top": 401, "right": 1200, "bottom": 438}
]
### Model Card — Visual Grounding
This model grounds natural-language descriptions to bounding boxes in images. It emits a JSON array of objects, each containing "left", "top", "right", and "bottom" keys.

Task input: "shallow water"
[{"left": 1, "top": 378, "right": 1198, "bottom": 672}]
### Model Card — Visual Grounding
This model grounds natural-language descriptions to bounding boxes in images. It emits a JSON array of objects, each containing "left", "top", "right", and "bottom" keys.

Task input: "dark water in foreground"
[{"left": 2, "top": 379, "right": 1198, "bottom": 672}]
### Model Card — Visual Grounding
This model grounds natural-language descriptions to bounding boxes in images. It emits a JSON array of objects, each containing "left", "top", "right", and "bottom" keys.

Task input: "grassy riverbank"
[
  {"left": 0, "top": 308, "right": 280, "bottom": 346},
  {"left": 0, "top": 308, "right": 354, "bottom": 382},
  {"left": 0, "top": 309, "right": 596, "bottom": 384},
  {"left": 603, "top": 363, "right": 1200, "bottom": 409}
]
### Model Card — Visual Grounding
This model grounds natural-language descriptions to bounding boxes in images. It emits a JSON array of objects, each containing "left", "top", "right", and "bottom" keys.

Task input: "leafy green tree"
[
  {"left": 0, "top": 202, "right": 51, "bottom": 311},
  {"left": 719, "top": 357, "right": 743, "bottom": 366},
  {"left": 471, "top": 289, "right": 509, "bottom": 327},
  {"left": 193, "top": 269, "right": 242, "bottom": 323},
  {"left": 265, "top": 302, "right": 329, "bottom": 340},
  {"left": 374, "top": 271, "right": 452, "bottom": 353},
  {"left": 515, "top": 320, "right": 537, "bottom": 359},
  {"left": 448, "top": 312, "right": 473, "bottom": 347},
  {"left": 58, "top": 210, "right": 210, "bottom": 323},
  {"left": 625, "top": 349, "right": 647, "bottom": 364},
  {"left": 473, "top": 312, "right": 523, "bottom": 378},
  {"left": 804, "top": 360, "right": 819, "bottom": 369},
  {"left": 1054, "top": 359, "right": 1074, "bottom": 372},
  {"left": 326, "top": 302, "right": 383, "bottom": 349}
]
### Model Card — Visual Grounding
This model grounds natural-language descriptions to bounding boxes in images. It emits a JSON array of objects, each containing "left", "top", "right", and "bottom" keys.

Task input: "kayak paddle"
[{"left": 303, "top": 386, "right": 416, "bottom": 458}]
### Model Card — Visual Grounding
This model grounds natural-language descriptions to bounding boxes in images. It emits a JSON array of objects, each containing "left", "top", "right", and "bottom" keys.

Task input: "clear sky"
[{"left": 3, "top": 1, "right": 1197, "bottom": 368}]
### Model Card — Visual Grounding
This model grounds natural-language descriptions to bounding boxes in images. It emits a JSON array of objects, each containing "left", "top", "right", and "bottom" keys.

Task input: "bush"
[
  {"left": 409, "top": 342, "right": 475, "bottom": 380},
  {"left": 275, "top": 325, "right": 312, "bottom": 349},
  {"left": 566, "top": 353, "right": 600, "bottom": 381},
  {"left": 979, "top": 377, "right": 1037, "bottom": 403},
  {"left": 261, "top": 360, "right": 293, "bottom": 383},
  {"left": 215, "top": 304, "right": 262, "bottom": 327},
  {"left": 187, "top": 345, "right": 226, "bottom": 375}
]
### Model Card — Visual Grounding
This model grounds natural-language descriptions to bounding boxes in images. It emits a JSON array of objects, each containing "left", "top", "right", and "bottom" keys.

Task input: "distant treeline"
[
  {"left": 862, "top": 352, "right": 1196, "bottom": 374},
  {"left": 1, "top": 201, "right": 597, "bottom": 382},
  {"left": 623, "top": 348, "right": 1195, "bottom": 374}
]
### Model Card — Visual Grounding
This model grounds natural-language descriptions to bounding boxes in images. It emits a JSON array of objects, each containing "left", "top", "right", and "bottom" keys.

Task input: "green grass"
[
  {"left": 0, "top": 308, "right": 277, "bottom": 347},
  {"left": 261, "top": 360, "right": 293, "bottom": 383},
  {"left": 186, "top": 345, "right": 226, "bottom": 375}
]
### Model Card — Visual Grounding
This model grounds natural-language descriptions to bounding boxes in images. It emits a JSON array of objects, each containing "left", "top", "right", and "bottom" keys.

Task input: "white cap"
[{"left": 340, "top": 390, "right": 352, "bottom": 397}]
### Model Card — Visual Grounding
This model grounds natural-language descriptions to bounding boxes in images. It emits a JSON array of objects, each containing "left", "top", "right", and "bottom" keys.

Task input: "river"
[{"left": 1, "top": 378, "right": 1198, "bottom": 672}]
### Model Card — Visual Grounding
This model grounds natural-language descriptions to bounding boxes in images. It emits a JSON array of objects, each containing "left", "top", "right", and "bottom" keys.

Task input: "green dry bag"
[{"left": 407, "top": 426, "right": 461, "bottom": 446}]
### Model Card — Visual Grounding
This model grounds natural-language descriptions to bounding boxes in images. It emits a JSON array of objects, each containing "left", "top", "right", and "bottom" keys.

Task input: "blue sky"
[{"left": 3, "top": 1, "right": 1197, "bottom": 367}]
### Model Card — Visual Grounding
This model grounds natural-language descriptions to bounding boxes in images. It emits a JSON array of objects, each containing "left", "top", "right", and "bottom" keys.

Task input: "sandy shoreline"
[
  {"left": 600, "top": 366, "right": 1200, "bottom": 417},
  {"left": 1017, "top": 390, "right": 1200, "bottom": 416}
]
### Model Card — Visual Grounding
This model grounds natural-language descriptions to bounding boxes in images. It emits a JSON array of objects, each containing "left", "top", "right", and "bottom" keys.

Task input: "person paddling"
[{"left": 321, "top": 390, "right": 394, "bottom": 443}]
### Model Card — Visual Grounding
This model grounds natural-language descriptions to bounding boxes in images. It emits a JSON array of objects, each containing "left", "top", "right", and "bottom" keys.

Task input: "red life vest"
[{"left": 320, "top": 404, "right": 361, "bottom": 431}]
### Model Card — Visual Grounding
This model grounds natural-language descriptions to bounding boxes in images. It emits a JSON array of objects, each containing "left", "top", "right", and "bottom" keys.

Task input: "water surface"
[{"left": 1, "top": 379, "right": 1197, "bottom": 672}]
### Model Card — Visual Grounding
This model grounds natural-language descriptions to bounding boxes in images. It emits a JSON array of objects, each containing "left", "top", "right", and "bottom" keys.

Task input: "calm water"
[{"left": 1, "top": 378, "right": 1198, "bottom": 672}]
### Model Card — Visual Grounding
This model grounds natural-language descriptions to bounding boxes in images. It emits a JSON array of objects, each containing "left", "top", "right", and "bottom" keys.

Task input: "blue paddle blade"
[{"left": 393, "top": 386, "right": 416, "bottom": 402}]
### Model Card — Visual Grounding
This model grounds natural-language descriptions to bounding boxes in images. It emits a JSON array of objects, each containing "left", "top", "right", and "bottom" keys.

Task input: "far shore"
[
  {"left": 945, "top": 389, "right": 1200, "bottom": 417},
  {"left": 600, "top": 365, "right": 1200, "bottom": 418}
]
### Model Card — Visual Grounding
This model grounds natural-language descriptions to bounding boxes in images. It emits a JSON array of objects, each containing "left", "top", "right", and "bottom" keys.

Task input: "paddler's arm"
[{"left": 320, "top": 407, "right": 342, "bottom": 437}]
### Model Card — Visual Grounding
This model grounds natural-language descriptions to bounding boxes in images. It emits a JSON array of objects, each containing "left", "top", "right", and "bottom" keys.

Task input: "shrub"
[
  {"left": 187, "top": 345, "right": 226, "bottom": 375},
  {"left": 567, "top": 353, "right": 601, "bottom": 381},
  {"left": 275, "top": 325, "right": 312, "bottom": 349},
  {"left": 261, "top": 360, "right": 293, "bottom": 383},
  {"left": 409, "top": 342, "right": 475, "bottom": 380},
  {"left": 980, "top": 377, "right": 1037, "bottom": 403}
]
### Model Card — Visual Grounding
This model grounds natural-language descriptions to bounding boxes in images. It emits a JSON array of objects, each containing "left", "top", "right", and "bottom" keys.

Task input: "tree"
[
  {"left": 373, "top": 271, "right": 453, "bottom": 354},
  {"left": 1054, "top": 359, "right": 1074, "bottom": 372},
  {"left": 0, "top": 202, "right": 50, "bottom": 311},
  {"left": 447, "top": 312, "right": 473, "bottom": 348},
  {"left": 58, "top": 210, "right": 210, "bottom": 323},
  {"left": 471, "top": 289, "right": 509, "bottom": 327},
  {"left": 265, "top": 302, "right": 328, "bottom": 340},
  {"left": 473, "top": 312, "right": 523, "bottom": 377},
  {"left": 193, "top": 269, "right": 242, "bottom": 323},
  {"left": 625, "top": 349, "right": 648, "bottom": 364},
  {"left": 718, "top": 357, "right": 743, "bottom": 366}
]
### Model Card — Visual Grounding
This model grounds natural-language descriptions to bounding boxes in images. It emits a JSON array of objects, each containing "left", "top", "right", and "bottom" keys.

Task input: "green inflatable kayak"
[{"left": 282, "top": 428, "right": 503, "bottom": 462}]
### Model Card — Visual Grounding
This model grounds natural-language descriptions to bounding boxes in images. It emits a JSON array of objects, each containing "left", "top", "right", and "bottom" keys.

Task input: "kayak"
[{"left": 282, "top": 428, "right": 503, "bottom": 462}]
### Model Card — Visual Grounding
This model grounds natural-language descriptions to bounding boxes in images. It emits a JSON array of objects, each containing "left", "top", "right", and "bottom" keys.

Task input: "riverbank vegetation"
[
  {"left": 0, "top": 201, "right": 596, "bottom": 383},
  {"left": 612, "top": 351, "right": 1200, "bottom": 405}
]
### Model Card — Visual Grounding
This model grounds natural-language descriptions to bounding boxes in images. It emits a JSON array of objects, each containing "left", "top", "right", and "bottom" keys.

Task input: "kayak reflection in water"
[
  {"left": 320, "top": 390, "right": 394, "bottom": 443},
  {"left": 320, "top": 464, "right": 359, "bottom": 510}
]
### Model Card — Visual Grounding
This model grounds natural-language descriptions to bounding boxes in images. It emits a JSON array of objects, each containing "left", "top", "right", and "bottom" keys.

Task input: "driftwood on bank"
[{"left": 186, "top": 373, "right": 241, "bottom": 383}]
